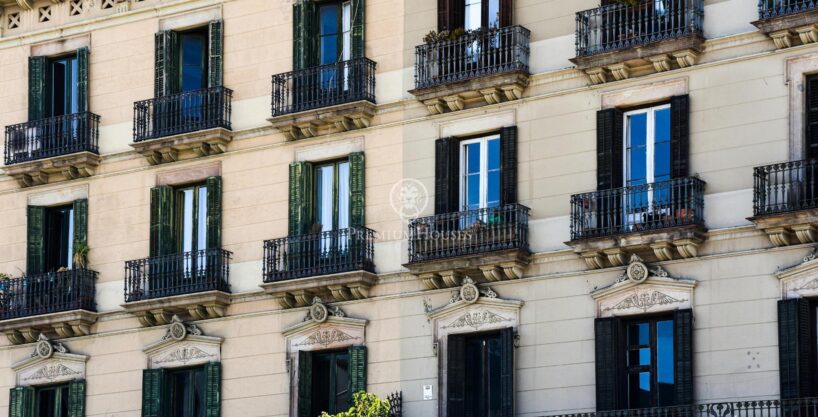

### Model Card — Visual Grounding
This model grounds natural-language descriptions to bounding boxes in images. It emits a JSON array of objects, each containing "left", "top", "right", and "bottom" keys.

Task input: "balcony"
[
  {"left": 122, "top": 248, "right": 231, "bottom": 326},
  {"left": 0, "top": 269, "right": 97, "bottom": 345},
  {"left": 573, "top": 0, "right": 704, "bottom": 84},
  {"left": 130, "top": 86, "right": 233, "bottom": 165},
  {"left": 750, "top": 159, "right": 818, "bottom": 246},
  {"left": 754, "top": 0, "right": 818, "bottom": 48},
  {"left": 542, "top": 398, "right": 818, "bottom": 417},
  {"left": 3, "top": 112, "right": 100, "bottom": 187},
  {"left": 568, "top": 177, "right": 706, "bottom": 269},
  {"left": 404, "top": 204, "right": 530, "bottom": 289},
  {"left": 410, "top": 25, "right": 530, "bottom": 115},
  {"left": 260, "top": 227, "right": 377, "bottom": 308},
  {"left": 269, "top": 58, "right": 376, "bottom": 140}
]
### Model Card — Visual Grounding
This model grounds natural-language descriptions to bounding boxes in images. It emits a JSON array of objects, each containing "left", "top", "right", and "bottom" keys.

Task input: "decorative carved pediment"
[
  {"left": 143, "top": 315, "right": 222, "bottom": 369},
  {"left": 593, "top": 254, "right": 696, "bottom": 318},
  {"left": 283, "top": 298, "right": 366, "bottom": 354},
  {"left": 777, "top": 248, "right": 818, "bottom": 299},
  {"left": 13, "top": 335, "right": 87, "bottom": 387}
]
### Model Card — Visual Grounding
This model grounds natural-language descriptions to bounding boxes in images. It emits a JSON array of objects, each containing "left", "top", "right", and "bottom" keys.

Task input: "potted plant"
[
  {"left": 73, "top": 243, "right": 90, "bottom": 270},
  {"left": 320, "top": 392, "right": 392, "bottom": 417}
]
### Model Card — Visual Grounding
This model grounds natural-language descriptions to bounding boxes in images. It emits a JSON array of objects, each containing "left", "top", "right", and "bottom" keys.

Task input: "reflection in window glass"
[
  {"left": 465, "top": 0, "right": 482, "bottom": 30},
  {"left": 461, "top": 136, "right": 501, "bottom": 212},
  {"left": 625, "top": 317, "right": 676, "bottom": 409}
]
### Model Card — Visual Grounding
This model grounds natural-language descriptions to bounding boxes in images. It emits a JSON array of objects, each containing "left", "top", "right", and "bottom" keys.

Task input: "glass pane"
[
  {"left": 312, "top": 353, "right": 332, "bottom": 414},
  {"left": 342, "top": 2, "right": 351, "bottom": 61},
  {"left": 464, "top": 0, "right": 482, "bottom": 30},
  {"left": 52, "top": 60, "right": 67, "bottom": 117},
  {"left": 335, "top": 353, "right": 351, "bottom": 411},
  {"left": 464, "top": 337, "right": 486, "bottom": 416},
  {"left": 59, "top": 386, "right": 69, "bottom": 417},
  {"left": 198, "top": 186, "right": 208, "bottom": 251},
  {"left": 657, "top": 320, "right": 676, "bottom": 406},
  {"left": 338, "top": 162, "right": 350, "bottom": 230},
  {"left": 487, "top": 170, "right": 500, "bottom": 208},
  {"left": 628, "top": 322, "right": 650, "bottom": 346},
  {"left": 193, "top": 367, "right": 206, "bottom": 417},
  {"left": 315, "top": 165, "right": 335, "bottom": 232},
  {"left": 654, "top": 108, "right": 672, "bottom": 182},
  {"left": 66, "top": 207, "right": 74, "bottom": 270},
  {"left": 488, "top": 0, "right": 501, "bottom": 28},
  {"left": 466, "top": 143, "right": 481, "bottom": 174},
  {"left": 320, "top": 4, "right": 340, "bottom": 65},
  {"left": 37, "top": 388, "right": 56, "bottom": 417},
  {"left": 169, "top": 371, "right": 191, "bottom": 417},
  {"left": 487, "top": 138, "right": 500, "bottom": 170},
  {"left": 181, "top": 35, "right": 206, "bottom": 92},
  {"left": 182, "top": 189, "right": 194, "bottom": 253},
  {"left": 70, "top": 58, "right": 79, "bottom": 114},
  {"left": 487, "top": 336, "right": 503, "bottom": 417},
  {"left": 627, "top": 112, "right": 648, "bottom": 186}
]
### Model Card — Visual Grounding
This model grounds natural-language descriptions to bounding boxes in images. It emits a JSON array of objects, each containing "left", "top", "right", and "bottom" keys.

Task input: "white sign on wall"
[{"left": 423, "top": 385, "right": 434, "bottom": 401}]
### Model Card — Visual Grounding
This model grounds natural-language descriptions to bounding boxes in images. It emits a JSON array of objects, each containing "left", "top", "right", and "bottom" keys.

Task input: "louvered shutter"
[
  {"left": 499, "top": 328, "right": 515, "bottom": 417},
  {"left": 9, "top": 386, "right": 33, "bottom": 417},
  {"left": 349, "top": 153, "right": 366, "bottom": 228},
  {"left": 293, "top": 1, "right": 318, "bottom": 71},
  {"left": 150, "top": 185, "right": 176, "bottom": 257},
  {"left": 435, "top": 137, "right": 460, "bottom": 215},
  {"left": 670, "top": 95, "right": 690, "bottom": 179},
  {"left": 141, "top": 369, "right": 166, "bottom": 417},
  {"left": 806, "top": 75, "right": 818, "bottom": 159},
  {"left": 298, "top": 350, "right": 313, "bottom": 417},
  {"left": 779, "top": 298, "right": 816, "bottom": 399},
  {"left": 73, "top": 199, "right": 89, "bottom": 266},
  {"left": 28, "top": 56, "right": 48, "bottom": 121},
  {"left": 500, "top": 126, "right": 518, "bottom": 206},
  {"left": 499, "top": 0, "right": 513, "bottom": 27},
  {"left": 673, "top": 308, "right": 694, "bottom": 405},
  {"left": 288, "top": 162, "right": 315, "bottom": 236},
  {"left": 206, "top": 176, "right": 222, "bottom": 249},
  {"left": 596, "top": 108, "right": 624, "bottom": 191},
  {"left": 204, "top": 362, "right": 221, "bottom": 417},
  {"left": 68, "top": 380, "right": 86, "bottom": 417},
  {"left": 350, "top": 0, "right": 365, "bottom": 59},
  {"left": 349, "top": 345, "right": 368, "bottom": 395},
  {"left": 208, "top": 20, "right": 224, "bottom": 88},
  {"left": 26, "top": 206, "right": 46, "bottom": 275},
  {"left": 155, "top": 30, "right": 180, "bottom": 97},
  {"left": 594, "top": 317, "right": 622, "bottom": 411},
  {"left": 446, "top": 334, "right": 466, "bottom": 417},
  {"left": 438, "top": 0, "right": 465, "bottom": 31},
  {"left": 76, "top": 47, "right": 89, "bottom": 113}
]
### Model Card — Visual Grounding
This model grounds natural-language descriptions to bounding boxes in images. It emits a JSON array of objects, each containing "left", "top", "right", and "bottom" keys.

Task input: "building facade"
[{"left": 0, "top": 0, "right": 815, "bottom": 416}]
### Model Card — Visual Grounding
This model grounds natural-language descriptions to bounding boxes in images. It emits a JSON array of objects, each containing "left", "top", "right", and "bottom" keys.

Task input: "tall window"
[
  {"left": 460, "top": 136, "right": 501, "bottom": 211},
  {"left": 168, "top": 367, "right": 206, "bottom": 417},
  {"left": 312, "top": 350, "right": 352, "bottom": 415},
  {"left": 44, "top": 205, "right": 75, "bottom": 272},
  {"left": 315, "top": 160, "right": 351, "bottom": 233},
  {"left": 177, "top": 183, "right": 209, "bottom": 275},
  {"left": 624, "top": 316, "right": 675, "bottom": 409},
  {"left": 35, "top": 384, "right": 70, "bottom": 417},
  {"left": 319, "top": 1, "right": 352, "bottom": 66},
  {"left": 179, "top": 29, "right": 208, "bottom": 93},
  {"left": 624, "top": 104, "right": 671, "bottom": 219},
  {"left": 446, "top": 328, "right": 514, "bottom": 417},
  {"left": 49, "top": 55, "right": 79, "bottom": 117},
  {"left": 464, "top": 332, "right": 504, "bottom": 416},
  {"left": 464, "top": 0, "right": 501, "bottom": 30}
]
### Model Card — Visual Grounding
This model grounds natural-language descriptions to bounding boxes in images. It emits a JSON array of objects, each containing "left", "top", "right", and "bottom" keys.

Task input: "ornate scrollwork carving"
[
  {"left": 448, "top": 277, "right": 499, "bottom": 305},
  {"left": 303, "top": 297, "right": 347, "bottom": 324},
  {"left": 30, "top": 334, "right": 67, "bottom": 359},
  {"left": 161, "top": 315, "right": 203, "bottom": 342}
]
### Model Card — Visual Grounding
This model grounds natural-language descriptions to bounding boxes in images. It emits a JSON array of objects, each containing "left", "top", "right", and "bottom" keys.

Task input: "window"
[
  {"left": 446, "top": 328, "right": 514, "bottom": 417},
  {"left": 460, "top": 135, "right": 501, "bottom": 212},
  {"left": 319, "top": 2, "right": 351, "bottom": 66},
  {"left": 312, "top": 350, "right": 352, "bottom": 415},
  {"left": 27, "top": 200, "right": 87, "bottom": 276},
  {"left": 315, "top": 160, "right": 351, "bottom": 233},
  {"left": 777, "top": 298, "right": 818, "bottom": 399},
  {"left": 179, "top": 29, "right": 209, "bottom": 93},
  {"left": 624, "top": 317, "right": 675, "bottom": 409},
  {"left": 49, "top": 55, "right": 79, "bottom": 118},
  {"left": 167, "top": 367, "right": 206, "bottom": 417},
  {"left": 464, "top": 0, "right": 501, "bottom": 30},
  {"left": 34, "top": 384, "right": 70, "bottom": 417},
  {"left": 624, "top": 105, "right": 671, "bottom": 188},
  {"left": 464, "top": 332, "right": 503, "bottom": 416},
  {"left": 438, "top": 0, "right": 510, "bottom": 32},
  {"left": 154, "top": 21, "right": 223, "bottom": 98},
  {"left": 177, "top": 183, "right": 209, "bottom": 256},
  {"left": 44, "top": 205, "right": 75, "bottom": 272}
]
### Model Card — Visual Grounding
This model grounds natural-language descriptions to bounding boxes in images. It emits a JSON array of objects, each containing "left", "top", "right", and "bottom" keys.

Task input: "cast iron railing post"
[
  {"left": 4, "top": 112, "right": 100, "bottom": 165},
  {"left": 133, "top": 86, "right": 233, "bottom": 142},
  {"left": 124, "top": 248, "right": 232, "bottom": 302}
]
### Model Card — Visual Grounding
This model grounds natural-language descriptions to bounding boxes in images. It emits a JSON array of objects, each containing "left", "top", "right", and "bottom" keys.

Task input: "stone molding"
[
  {"left": 569, "top": 226, "right": 706, "bottom": 270},
  {"left": 130, "top": 127, "right": 233, "bottom": 166},
  {"left": 143, "top": 315, "right": 222, "bottom": 369},
  {"left": 1, "top": 309, "right": 97, "bottom": 345},
  {"left": 156, "top": 162, "right": 221, "bottom": 186},
  {"left": 410, "top": 71, "right": 529, "bottom": 115},
  {"left": 592, "top": 254, "right": 696, "bottom": 318},
  {"left": 5, "top": 151, "right": 100, "bottom": 188},
  {"left": 601, "top": 77, "right": 688, "bottom": 110},
  {"left": 268, "top": 101, "right": 375, "bottom": 141},
  {"left": 753, "top": 9, "right": 818, "bottom": 50},
  {"left": 261, "top": 270, "right": 378, "bottom": 309},
  {"left": 122, "top": 290, "right": 230, "bottom": 327},
  {"left": 282, "top": 297, "right": 366, "bottom": 354},
  {"left": 776, "top": 248, "right": 818, "bottom": 299},
  {"left": 748, "top": 207, "right": 818, "bottom": 247},
  {"left": 405, "top": 248, "right": 530, "bottom": 290},
  {"left": 12, "top": 334, "right": 87, "bottom": 387}
]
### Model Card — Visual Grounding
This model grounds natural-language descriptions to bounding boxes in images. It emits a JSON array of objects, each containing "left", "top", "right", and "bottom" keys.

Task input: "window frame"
[
  {"left": 311, "top": 349, "right": 352, "bottom": 415},
  {"left": 166, "top": 365, "right": 207, "bottom": 417},
  {"left": 176, "top": 27, "right": 210, "bottom": 94},
  {"left": 175, "top": 182, "right": 209, "bottom": 256},
  {"left": 622, "top": 103, "right": 671, "bottom": 188},
  {"left": 459, "top": 134, "right": 501, "bottom": 212},
  {"left": 48, "top": 53, "right": 79, "bottom": 118},
  {"left": 313, "top": 159, "right": 351, "bottom": 233},
  {"left": 44, "top": 204, "right": 74, "bottom": 272},
  {"left": 33, "top": 382, "right": 70, "bottom": 417},
  {"left": 461, "top": 329, "right": 504, "bottom": 416},
  {"left": 317, "top": 0, "right": 352, "bottom": 65},
  {"left": 620, "top": 313, "right": 676, "bottom": 409}
]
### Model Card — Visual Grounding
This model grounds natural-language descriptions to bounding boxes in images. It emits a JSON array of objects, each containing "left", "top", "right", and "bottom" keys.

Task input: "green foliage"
[
  {"left": 73, "top": 242, "right": 90, "bottom": 269},
  {"left": 320, "top": 392, "right": 391, "bottom": 417},
  {"left": 611, "top": 0, "right": 640, "bottom": 6}
]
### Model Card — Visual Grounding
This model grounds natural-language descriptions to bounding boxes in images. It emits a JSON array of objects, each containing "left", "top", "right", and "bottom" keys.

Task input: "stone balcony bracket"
[
  {"left": 749, "top": 209, "right": 818, "bottom": 247},
  {"left": 0, "top": 310, "right": 97, "bottom": 345},
  {"left": 411, "top": 71, "right": 529, "bottom": 116},
  {"left": 571, "top": 227, "right": 706, "bottom": 270},
  {"left": 404, "top": 249, "right": 530, "bottom": 290},
  {"left": 754, "top": 9, "right": 818, "bottom": 49},
  {"left": 130, "top": 128, "right": 233, "bottom": 166},
  {"left": 121, "top": 290, "right": 230, "bottom": 327},
  {"left": 261, "top": 270, "right": 378, "bottom": 309},
  {"left": 5, "top": 152, "right": 100, "bottom": 188},
  {"left": 268, "top": 101, "right": 376, "bottom": 141}
]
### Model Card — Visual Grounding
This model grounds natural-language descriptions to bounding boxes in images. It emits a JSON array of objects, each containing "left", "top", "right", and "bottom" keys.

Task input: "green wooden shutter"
[
  {"left": 293, "top": 1, "right": 318, "bottom": 70},
  {"left": 349, "top": 153, "right": 365, "bottom": 228},
  {"left": 806, "top": 75, "right": 818, "bottom": 159},
  {"left": 500, "top": 126, "right": 518, "bottom": 206},
  {"left": 9, "top": 386, "right": 33, "bottom": 417},
  {"left": 350, "top": 0, "right": 365, "bottom": 59},
  {"left": 673, "top": 308, "right": 694, "bottom": 406},
  {"left": 73, "top": 199, "right": 89, "bottom": 266},
  {"left": 348, "top": 345, "right": 367, "bottom": 395},
  {"left": 596, "top": 108, "right": 624, "bottom": 191},
  {"left": 670, "top": 94, "right": 691, "bottom": 179},
  {"left": 289, "top": 162, "right": 314, "bottom": 236},
  {"left": 438, "top": 0, "right": 465, "bottom": 31},
  {"left": 779, "top": 298, "right": 816, "bottom": 399},
  {"left": 298, "top": 350, "right": 313, "bottom": 417},
  {"left": 150, "top": 185, "right": 176, "bottom": 257},
  {"left": 204, "top": 362, "right": 221, "bottom": 417},
  {"left": 499, "top": 0, "right": 513, "bottom": 27},
  {"left": 141, "top": 369, "right": 166, "bottom": 417},
  {"left": 27, "top": 206, "right": 46, "bottom": 275},
  {"left": 499, "top": 328, "right": 515, "bottom": 417},
  {"left": 446, "top": 334, "right": 466, "bottom": 417},
  {"left": 208, "top": 20, "right": 224, "bottom": 88},
  {"left": 76, "top": 47, "right": 89, "bottom": 113},
  {"left": 155, "top": 30, "right": 180, "bottom": 97},
  {"left": 594, "top": 316, "right": 622, "bottom": 412},
  {"left": 435, "top": 137, "right": 460, "bottom": 215},
  {"left": 67, "top": 380, "right": 86, "bottom": 417},
  {"left": 206, "top": 176, "right": 222, "bottom": 249},
  {"left": 28, "top": 56, "right": 48, "bottom": 121}
]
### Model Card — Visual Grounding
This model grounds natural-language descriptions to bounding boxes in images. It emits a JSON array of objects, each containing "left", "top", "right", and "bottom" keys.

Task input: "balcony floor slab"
[
  {"left": 4, "top": 151, "right": 100, "bottom": 188},
  {"left": 0, "top": 309, "right": 97, "bottom": 345},
  {"left": 749, "top": 208, "right": 818, "bottom": 246},
  {"left": 410, "top": 70, "right": 529, "bottom": 115},
  {"left": 261, "top": 270, "right": 378, "bottom": 309},
  {"left": 130, "top": 127, "right": 233, "bottom": 165},
  {"left": 121, "top": 290, "right": 231, "bottom": 327},
  {"left": 404, "top": 248, "right": 530, "bottom": 289},
  {"left": 268, "top": 100, "right": 376, "bottom": 141}
]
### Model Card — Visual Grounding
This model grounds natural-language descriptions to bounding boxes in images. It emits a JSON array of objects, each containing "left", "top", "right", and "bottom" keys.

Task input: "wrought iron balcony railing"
[
  {"left": 271, "top": 57, "right": 376, "bottom": 117},
  {"left": 263, "top": 227, "right": 375, "bottom": 282},
  {"left": 0, "top": 269, "right": 97, "bottom": 321},
  {"left": 542, "top": 397, "right": 818, "bottom": 417},
  {"left": 413, "top": 25, "right": 530, "bottom": 90},
  {"left": 758, "top": 0, "right": 818, "bottom": 20},
  {"left": 575, "top": 0, "right": 704, "bottom": 57},
  {"left": 408, "top": 204, "right": 530, "bottom": 263},
  {"left": 4, "top": 112, "right": 100, "bottom": 165},
  {"left": 570, "top": 177, "right": 706, "bottom": 241},
  {"left": 133, "top": 86, "right": 233, "bottom": 142},
  {"left": 124, "top": 248, "right": 231, "bottom": 302},
  {"left": 753, "top": 158, "right": 818, "bottom": 216}
]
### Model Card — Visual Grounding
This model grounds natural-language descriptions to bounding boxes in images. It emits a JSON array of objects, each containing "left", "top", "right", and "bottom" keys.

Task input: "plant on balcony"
[
  {"left": 320, "top": 392, "right": 392, "bottom": 417},
  {"left": 73, "top": 243, "right": 90, "bottom": 269},
  {"left": 610, "top": 0, "right": 640, "bottom": 6},
  {"left": 422, "top": 27, "right": 471, "bottom": 44}
]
